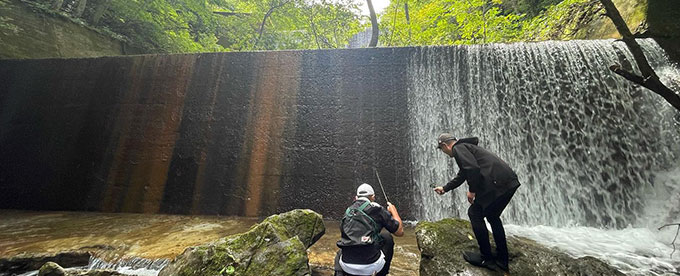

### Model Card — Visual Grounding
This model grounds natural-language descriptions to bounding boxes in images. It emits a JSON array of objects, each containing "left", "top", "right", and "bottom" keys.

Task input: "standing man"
[
  {"left": 335, "top": 183, "right": 404, "bottom": 276},
  {"left": 434, "top": 133, "right": 520, "bottom": 273}
]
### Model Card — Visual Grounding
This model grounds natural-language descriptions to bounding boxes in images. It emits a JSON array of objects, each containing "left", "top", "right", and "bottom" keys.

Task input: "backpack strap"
[
  {"left": 357, "top": 200, "right": 371, "bottom": 211},
  {"left": 356, "top": 201, "right": 381, "bottom": 240},
  {"left": 345, "top": 200, "right": 371, "bottom": 216}
]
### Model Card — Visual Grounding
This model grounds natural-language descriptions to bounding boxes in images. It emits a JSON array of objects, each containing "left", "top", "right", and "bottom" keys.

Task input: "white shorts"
[{"left": 339, "top": 251, "right": 386, "bottom": 276}]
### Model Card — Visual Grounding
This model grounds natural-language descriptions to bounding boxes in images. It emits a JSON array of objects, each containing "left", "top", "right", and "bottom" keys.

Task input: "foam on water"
[
  {"left": 87, "top": 256, "right": 168, "bottom": 276},
  {"left": 505, "top": 224, "right": 680, "bottom": 275}
]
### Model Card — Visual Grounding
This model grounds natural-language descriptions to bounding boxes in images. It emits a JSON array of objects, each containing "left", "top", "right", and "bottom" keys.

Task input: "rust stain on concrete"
[
  {"left": 242, "top": 52, "right": 301, "bottom": 217},
  {"left": 100, "top": 55, "right": 196, "bottom": 213}
]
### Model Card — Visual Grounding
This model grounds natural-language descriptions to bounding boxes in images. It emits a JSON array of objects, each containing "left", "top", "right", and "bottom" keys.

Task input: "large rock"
[
  {"left": 416, "top": 218, "right": 625, "bottom": 276},
  {"left": 159, "top": 209, "right": 325, "bottom": 276},
  {"left": 37, "top": 262, "right": 129, "bottom": 276},
  {"left": 0, "top": 251, "right": 90, "bottom": 275},
  {"left": 38, "top": 262, "right": 66, "bottom": 276}
]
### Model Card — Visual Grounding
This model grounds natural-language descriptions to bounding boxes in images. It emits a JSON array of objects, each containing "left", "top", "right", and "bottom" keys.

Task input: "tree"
[
  {"left": 366, "top": 0, "right": 378, "bottom": 47},
  {"left": 24, "top": 0, "right": 365, "bottom": 52},
  {"left": 303, "top": 0, "right": 362, "bottom": 49},
  {"left": 600, "top": 0, "right": 680, "bottom": 111},
  {"left": 380, "top": 0, "right": 524, "bottom": 46},
  {"left": 254, "top": 0, "right": 294, "bottom": 49}
]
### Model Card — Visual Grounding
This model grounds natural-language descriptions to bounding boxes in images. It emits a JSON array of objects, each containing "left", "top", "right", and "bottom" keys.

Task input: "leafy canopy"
[{"left": 24, "top": 0, "right": 593, "bottom": 52}]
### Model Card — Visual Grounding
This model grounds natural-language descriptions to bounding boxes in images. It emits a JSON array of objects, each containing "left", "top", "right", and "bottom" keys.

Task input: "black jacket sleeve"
[
  {"left": 443, "top": 170, "right": 466, "bottom": 192},
  {"left": 450, "top": 144, "right": 482, "bottom": 193},
  {"left": 377, "top": 207, "right": 400, "bottom": 233}
]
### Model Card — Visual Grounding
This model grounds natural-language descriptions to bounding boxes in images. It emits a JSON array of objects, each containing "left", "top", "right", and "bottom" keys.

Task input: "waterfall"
[{"left": 408, "top": 39, "right": 680, "bottom": 228}]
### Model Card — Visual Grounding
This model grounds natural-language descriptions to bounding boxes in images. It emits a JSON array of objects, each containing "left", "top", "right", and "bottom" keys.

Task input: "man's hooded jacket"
[{"left": 443, "top": 137, "right": 520, "bottom": 208}]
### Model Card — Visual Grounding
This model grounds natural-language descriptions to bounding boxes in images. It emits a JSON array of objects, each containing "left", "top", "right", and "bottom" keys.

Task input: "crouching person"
[{"left": 335, "top": 183, "right": 404, "bottom": 276}]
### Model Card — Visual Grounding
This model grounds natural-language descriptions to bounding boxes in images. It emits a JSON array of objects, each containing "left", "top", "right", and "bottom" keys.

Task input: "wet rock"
[
  {"left": 38, "top": 262, "right": 66, "bottom": 276},
  {"left": 69, "top": 270, "right": 128, "bottom": 276},
  {"left": 0, "top": 251, "right": 90, "bottom": 275},
  {"left": 159, "top": 209, "right": 325, "bottom": 276},
  {"left": 416, "top": 218, "right": 625, "bottom": 276},
  {"left": 261, "top": 209, "right": 326, "bottom": 248},
  {"left": 37, "top": 262, "right": 129, "bottom": 276}
]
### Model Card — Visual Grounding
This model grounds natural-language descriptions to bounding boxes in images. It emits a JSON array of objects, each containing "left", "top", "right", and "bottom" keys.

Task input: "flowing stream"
[
  {"left": 0, "top": 210, "right": 420, "bottom": 276},
  {"left": 407, "top": 39, "right": 680, "bottom": 275}
]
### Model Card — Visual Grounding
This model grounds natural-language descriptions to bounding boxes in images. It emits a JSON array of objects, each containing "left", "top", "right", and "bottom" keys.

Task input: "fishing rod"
[{"left": 373, "top": 167, "right": 390, "bottom": 203}]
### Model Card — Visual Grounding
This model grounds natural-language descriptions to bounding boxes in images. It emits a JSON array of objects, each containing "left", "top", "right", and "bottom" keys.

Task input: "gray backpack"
[{"left": 337, "top": 201, "right": 383, "bottom": 247}]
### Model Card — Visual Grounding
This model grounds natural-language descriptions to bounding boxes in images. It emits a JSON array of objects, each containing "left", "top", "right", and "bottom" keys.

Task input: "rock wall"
[
  {"left": 0, "top": 0, "right": 126, "bottom": 59},
  {"left": 0, "top": 49, "right": 415, "bottom": 219}
]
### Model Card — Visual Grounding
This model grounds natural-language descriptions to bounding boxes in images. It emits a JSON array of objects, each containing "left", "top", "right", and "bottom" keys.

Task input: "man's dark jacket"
[{"left": 443, "top": 137, "right": 520, "bottom": 208}]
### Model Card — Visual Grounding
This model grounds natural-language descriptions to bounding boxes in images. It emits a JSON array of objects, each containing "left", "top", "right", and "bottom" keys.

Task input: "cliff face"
[
  {"left": 0, "top": 0, "right": 126, "bottom": 59},
  {"left": 532, "top": 0, "right": 679, "bottom": 63}
]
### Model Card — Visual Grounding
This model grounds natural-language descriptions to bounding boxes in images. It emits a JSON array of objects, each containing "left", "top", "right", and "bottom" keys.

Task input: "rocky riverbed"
[{"left": 0, "top": 209, "right": 631, "bottom": 276}]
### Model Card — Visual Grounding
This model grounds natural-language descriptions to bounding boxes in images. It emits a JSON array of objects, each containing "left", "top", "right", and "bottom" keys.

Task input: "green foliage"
[
  {"left": 502, "top": 0, "right": 563, "bottom": 16},
  {"left": 520, "top": 0, "right": 595, "bottom": 40},
  {"left": 22, "top": 0, "right": 364, "bottom": 53},
  {"left": 16, "top": 0, "right": 610, "bottom": 52},
  {"left": 381, "top": 0, "right": 525, "bottom": 46},
  {"left": 218, "top": 0, "right": 363, "bottom": 51},
  {"left": 380, "top": 0, "right": 604, "bottom": 46}
]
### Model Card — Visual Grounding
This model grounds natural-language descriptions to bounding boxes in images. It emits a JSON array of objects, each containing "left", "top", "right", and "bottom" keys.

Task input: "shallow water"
[
  {"left": 0, "top": 210, "right": 419, "bottom": 276},
  {"left": 505, "top": 224, "right": 680, "bottom": 276},
  {"left": 3, "top": 209, "right": 678, "bottom": 275}
]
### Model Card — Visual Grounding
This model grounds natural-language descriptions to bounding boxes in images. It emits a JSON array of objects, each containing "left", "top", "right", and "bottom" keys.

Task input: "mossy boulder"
[
  {"left": 159, "top": 209, "right": 325, "bottom": 276},
  {"left": 38, "top": 262, "right": 66, "bottom": 276},
  {"left": 37, "top": 261, "right": 128, "bottom": 276},
  {"left": 416, "top": 218, "right": 625, "bottom": 276},
  {"left": 0, "top": 251, "right": 90, "bottom": 275}
]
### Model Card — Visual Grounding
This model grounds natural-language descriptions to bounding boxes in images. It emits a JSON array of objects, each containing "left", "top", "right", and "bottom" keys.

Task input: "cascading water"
[{"left": 407, "top": 39, "right": 680, "bottom": 274}]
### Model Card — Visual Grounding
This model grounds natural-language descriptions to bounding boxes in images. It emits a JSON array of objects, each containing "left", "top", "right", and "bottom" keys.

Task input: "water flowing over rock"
[
  {"left": 37, "top": 262, "right": 128, "bottom": 276},
  {"left": 0, "top": 251, "right": 90, "bottom": 275},
  {"left": 416, "top": 218, "right": 625, "bottom": 276},
  {"left": 158, "top": 209, "right": 325, "bottom": 276},
  {"left": 408, "top": 39, "right": 680, "bottom": 228}
]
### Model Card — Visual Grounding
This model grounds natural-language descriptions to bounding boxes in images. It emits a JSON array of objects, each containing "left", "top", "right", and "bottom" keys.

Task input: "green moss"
[
  {"left": 416, "top": 218, "right": 625, "bottom": 276},
  {"left": 161, "top": 209, "right": 323, "bottom": 276}
]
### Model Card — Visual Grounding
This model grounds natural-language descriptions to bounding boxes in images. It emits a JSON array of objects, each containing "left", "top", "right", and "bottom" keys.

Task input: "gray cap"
[{"left": 437, "top": 133, "right": 456, "bottom": 144}]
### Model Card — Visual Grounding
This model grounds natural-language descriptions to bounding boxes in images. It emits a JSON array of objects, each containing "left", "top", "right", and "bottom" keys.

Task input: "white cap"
[{"left": 357, "top": 183, "right": 375, "bottom": 197}]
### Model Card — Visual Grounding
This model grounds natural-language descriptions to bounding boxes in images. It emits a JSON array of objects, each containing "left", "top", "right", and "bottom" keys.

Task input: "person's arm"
[
  {"left": 385, "top": 202, "right": 404, "bottom": 237},
  {"left": 443, "top": 170, "right": 466, "bottom": 192},
  {"left": 434, "top": 148, "right": 470, "bottom": 195}
]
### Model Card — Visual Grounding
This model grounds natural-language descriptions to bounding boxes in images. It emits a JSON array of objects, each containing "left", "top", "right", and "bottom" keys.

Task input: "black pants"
[
  {"left": 467, "top": 184, "right": 518, "bottom": 266},
  {"left": 334, "top": 231, "right": 394, "bottom": 276}
]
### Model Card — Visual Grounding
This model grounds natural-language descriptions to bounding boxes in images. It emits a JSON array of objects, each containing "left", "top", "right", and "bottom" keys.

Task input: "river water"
[{"left": 0, "top": 210, "right": 419, "bottom": 276}]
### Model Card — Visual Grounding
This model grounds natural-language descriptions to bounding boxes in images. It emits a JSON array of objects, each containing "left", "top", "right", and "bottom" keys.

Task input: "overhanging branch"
[{"left": 600, "top": 0, "right": 680, "bottom": 112}]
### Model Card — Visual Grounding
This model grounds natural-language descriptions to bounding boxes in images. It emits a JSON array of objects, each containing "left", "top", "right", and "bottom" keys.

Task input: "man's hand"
[
  {"left": 386, "top": 202, "right": 397, "bottom": 213},
  {"left": 467, "top": 191, "right": 475, "bottom": 204},
  {"left": 434, "top": 186, "right": 445, "bottom": 195}
]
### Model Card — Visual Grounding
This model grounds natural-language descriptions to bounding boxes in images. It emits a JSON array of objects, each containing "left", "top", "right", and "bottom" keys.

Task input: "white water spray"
[
  {"left": 408, "top": 39, "right": 680, "bottom": 227},
  {"left": 407, "top": 39, "right": 680, "bottom": 274}
]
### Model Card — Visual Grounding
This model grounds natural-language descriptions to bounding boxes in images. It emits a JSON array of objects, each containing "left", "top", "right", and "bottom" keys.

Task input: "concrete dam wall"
[
  {"left": 1, "top": 40, "right": 679, "bottom": 226},
  {"left": 0, "top": 49, "right": 415, "bottom": 219}
]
